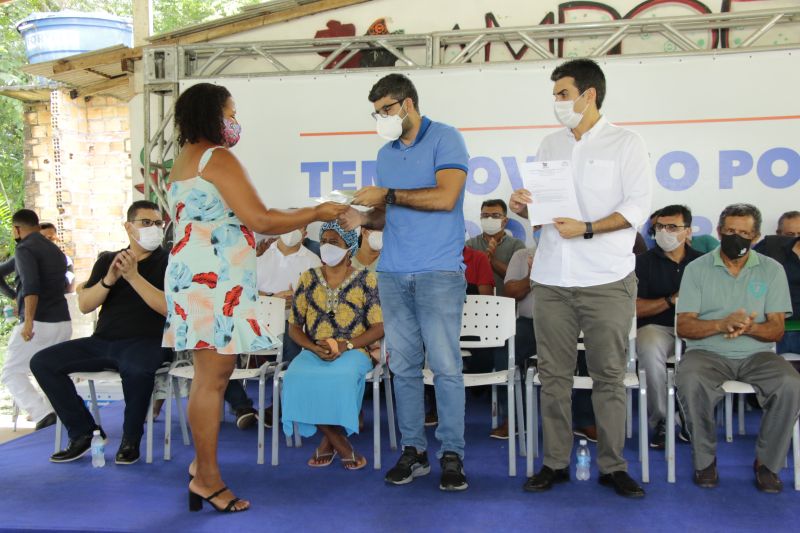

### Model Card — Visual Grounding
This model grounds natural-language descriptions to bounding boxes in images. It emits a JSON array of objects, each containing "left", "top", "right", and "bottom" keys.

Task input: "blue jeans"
[
  {"left": 777, "top": 331, "right": 800, "bottom": 355},
  {"left": 378, "top": 271, "right": 466, "bottom": 459}
]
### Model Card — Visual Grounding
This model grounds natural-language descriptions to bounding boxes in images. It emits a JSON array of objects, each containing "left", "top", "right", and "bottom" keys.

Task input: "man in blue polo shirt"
[
  {"left": 341, "top": 73, "right": 470, "bottom": 491},
  {"left": 676, "top": 203, "right": 800, "bottom": 493}
]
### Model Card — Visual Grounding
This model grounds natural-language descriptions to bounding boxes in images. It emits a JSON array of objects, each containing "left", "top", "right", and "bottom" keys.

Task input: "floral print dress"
[{"left": 162, "top": 147, "right": 278, "bottom": 354}]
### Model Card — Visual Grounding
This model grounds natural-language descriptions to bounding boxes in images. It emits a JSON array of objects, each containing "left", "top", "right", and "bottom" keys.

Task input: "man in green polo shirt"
[{"left": 676, "top": 203, "right": 800, "bottom": 494}]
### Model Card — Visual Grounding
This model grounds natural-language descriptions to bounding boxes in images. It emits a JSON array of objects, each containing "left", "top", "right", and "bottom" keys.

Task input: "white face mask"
[
  {"left": 480, "top": 217, "right": 503, "bottom": 236},
  {"left": 367, "top": 231, "right": 383, "bottom": 251},
  {"left": 654, "top": 229, "right": 684, "bottom": 253},
  {"left": 375, "top": 105, "right": 406, "bottom": 141},
  {"left": 320, "top": 243, "right": 348, "bottom": 266},
  {"left": 280, "top": 230, "right": 302, "bottom": 248},
  {"left": 553, "top": 91, "right": 588, "bottom": 129},
  {"left": 136, "top": 226, "right": 163, "bottom": 251}
]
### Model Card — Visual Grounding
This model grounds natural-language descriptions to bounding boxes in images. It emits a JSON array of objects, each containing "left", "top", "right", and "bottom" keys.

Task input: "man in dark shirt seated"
[
  {"left": 30, "top": 201, "right": 171, "bottom": 465},
  {"left": 635, "top": 205, "right": 702, "bottom": 448},
  {"left": 0, "top": 209, "right": 72, "bottom": 430}
]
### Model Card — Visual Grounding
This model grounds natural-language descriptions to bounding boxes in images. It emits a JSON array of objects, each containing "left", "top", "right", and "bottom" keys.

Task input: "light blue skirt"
[{"left": 281, "top": 349, "right": 373, "bottom": 437}]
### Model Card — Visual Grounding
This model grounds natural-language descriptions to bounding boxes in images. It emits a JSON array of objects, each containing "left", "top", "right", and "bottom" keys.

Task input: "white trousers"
[{"left": 1, "top": 320, "right": 72, "bottom": 422}]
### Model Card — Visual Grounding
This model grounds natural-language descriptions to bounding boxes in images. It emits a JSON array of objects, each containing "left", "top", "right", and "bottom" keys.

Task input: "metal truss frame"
[{"left": 141, "top": 6, "right": 800, "bottom": 204}]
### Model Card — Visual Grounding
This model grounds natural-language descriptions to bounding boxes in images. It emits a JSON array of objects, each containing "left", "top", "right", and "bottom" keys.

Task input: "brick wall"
[{"left": 23, "top": 90, "right": 133, "bottom": 288}]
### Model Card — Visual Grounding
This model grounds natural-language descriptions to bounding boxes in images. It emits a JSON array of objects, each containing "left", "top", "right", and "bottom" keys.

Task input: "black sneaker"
[
  {"left": 439, "top": 451, "right": 468, "bottom": 491},
  {"left": 115, "top": 437, "right": 141, "bottom": 465},
  {"left": 385, "top": 446, "right": 431, "bottom": 485},
  {"left": 235, "top": 407, "right": 257, "bottom": 430},
  {"left": 650, "top": 420, "right": 666, "bottom": 449},
  {"left": 35, "top": 412, "right": 57, "bottom": 430}
]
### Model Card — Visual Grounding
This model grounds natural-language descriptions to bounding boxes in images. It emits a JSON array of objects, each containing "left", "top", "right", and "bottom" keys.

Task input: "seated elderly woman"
[{"left": 281, "top": 221, "right": 383, "bottom": 470}]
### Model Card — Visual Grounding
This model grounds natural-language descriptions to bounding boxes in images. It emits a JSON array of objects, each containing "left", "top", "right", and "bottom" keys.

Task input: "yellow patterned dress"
[{"left": 281, "top": 267, "right": 382, "bottom": 437}]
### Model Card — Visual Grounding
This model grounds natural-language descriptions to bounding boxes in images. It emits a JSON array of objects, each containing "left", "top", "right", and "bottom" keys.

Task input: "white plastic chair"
[
  {"left": 422, "top": 295, "right": 525, "bottom": 477},
  {"left": 53, "top": 364, "right": 169, "bottom": 464},
  {"left": 163, "top": 296, "right": 286, "bottom": 464},
  {"left": 270, "top": 339, "right": 397, "bottom": 469},
  {"left": 666, "top": 339, "right": 800, "bottom": 489},
  {"left": 525, "top": 317, "right": 649, "bottom": 482}
]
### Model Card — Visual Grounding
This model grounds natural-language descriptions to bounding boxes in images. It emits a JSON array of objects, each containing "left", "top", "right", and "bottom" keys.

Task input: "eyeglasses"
[
  {"left": 653, "top": 223, "right": 688, "bottom": 233},
  {"left": 371, "top": 100, "right": 402, "bottom": 120},
  {"left": 720, "top": 227, "right": 755, "bottom": 240},
  {"left": 480, "top": 213, "right": 506, "bottom": 220},
  {"left": 133, "top": 219, "right": 165, "bottom": 228}
]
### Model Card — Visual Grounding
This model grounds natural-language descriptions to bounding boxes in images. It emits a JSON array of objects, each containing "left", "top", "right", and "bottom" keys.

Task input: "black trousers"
[{"left": 31, "top": 335, "right": 171, "bottom": 442}]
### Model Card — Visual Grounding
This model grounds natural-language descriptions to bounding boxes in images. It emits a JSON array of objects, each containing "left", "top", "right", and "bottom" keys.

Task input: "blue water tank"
[{"left": 16, "top": 11, "right": 133, "bottom": 64}]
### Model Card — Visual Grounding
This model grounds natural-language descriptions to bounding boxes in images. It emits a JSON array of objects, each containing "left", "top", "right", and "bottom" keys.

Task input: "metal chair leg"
[
  {"left": 164, "top": 376, "right": 173, "bottom": 461},
  {"left": 667, "top": 369, "right": 676, "bottom": 483},
  {"left": 725, "top": 393, "right": 733, "bottom": 443},
  {"left": 146, "top": 394, "right": 154, "bottom": 464},
  {"left": 738, "top": 393, "right": 746, "bottom": 436},
  {"left": 257, "top": 373, "right": 265, "bottom": 465},
  {"left": 385, "top": 374, "right": 397, "bottom": 451},
  {"left": 88, "top": 380, "right": 101, "bottom": 426},
  {"left": 525, "top": 367, "right": 535, "bottom": 478},
  {"left": 373, "top": 376, "right": 381, "bottom": 470},
  {"left": 515, "top": 372, "right": 526, "bottom": 458},
  {"left": 638, "top": 369, "right": 649, "bottom": 483},
  {"left": 176, "top": 378, "right": 190, "bottom": 446}
]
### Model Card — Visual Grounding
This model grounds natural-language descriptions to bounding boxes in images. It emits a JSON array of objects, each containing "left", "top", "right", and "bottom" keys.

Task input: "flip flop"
[
  {"left": 341, "top": 451, "right": 367, "bottom": 471},
  {"left": 307, "top": 448, "right": 337, "bottom": 467}
]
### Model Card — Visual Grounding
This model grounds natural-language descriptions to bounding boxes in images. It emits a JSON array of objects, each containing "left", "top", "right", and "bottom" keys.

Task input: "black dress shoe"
[
  {"left": 523, "top": 465, "right": 570, "bottom": 492},
  {"left": 115, "top": 437, "right": 141, "bottom": 465},
  {"left": 50, "top": 434, "right": 92, "bottom": 463},
  {"left": 35, "top": 412, "right": 57, "bottom": 430},
  {"left": 694, "top": 458, "right": 719, "bottom": 488},
  {"left": 599, "top": 471, "right": 645, "bottom": 498}
]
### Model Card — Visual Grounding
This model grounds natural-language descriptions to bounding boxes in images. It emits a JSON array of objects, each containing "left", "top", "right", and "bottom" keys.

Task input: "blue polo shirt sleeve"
[
  {"left": 676, "top": 260, "right": 703, "bottom": 314},
  {"left": 635, "top": 254, "right": 651, "bottom": 298},
  {"left": 764, "top": 261, "right": 793, "bottom": 318},
  {"left": 433, "top": 126, "right": 469, "bottom": 173}
]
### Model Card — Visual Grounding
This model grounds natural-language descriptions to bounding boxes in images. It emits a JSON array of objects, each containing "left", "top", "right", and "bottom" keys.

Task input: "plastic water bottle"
[
  {"left": 3, "top": 304, "right": 14, "bottom": 323},
  {"left": 91, "top": 430, "right": 105, "bottom": 468},
  {"left": 576, "top": 439, "right": 591, "bottom": 481}
]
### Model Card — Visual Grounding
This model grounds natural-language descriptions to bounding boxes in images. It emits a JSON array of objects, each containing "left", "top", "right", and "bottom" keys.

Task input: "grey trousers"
[
  {"left": 636, "top": 324, "right": 675, "bottom": 429},
  {"left": 676, "top": 349, "right": 800, "bottom": 473},
  {"left": 533, "top": 272, "right": 636, "bottom": 473}
]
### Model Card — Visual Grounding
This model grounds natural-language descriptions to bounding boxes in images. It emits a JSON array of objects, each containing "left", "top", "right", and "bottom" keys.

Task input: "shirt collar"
[
  {"left": 392, "top": 116, "right": 432, "bottom": 150},
  {"left": 566, "top": 115, "right": 608, "bottom": 141},
  {"left": 712, "top": 246, "right": 760, "bottom": 269}
]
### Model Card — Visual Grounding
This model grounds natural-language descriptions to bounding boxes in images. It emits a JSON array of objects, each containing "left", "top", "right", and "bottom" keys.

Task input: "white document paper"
[
  {"left": 314, "top": 189, "right": 355, "bottom": 205},
  {"left": 523, "top": 160, "right": 583, "bottom": 226}
]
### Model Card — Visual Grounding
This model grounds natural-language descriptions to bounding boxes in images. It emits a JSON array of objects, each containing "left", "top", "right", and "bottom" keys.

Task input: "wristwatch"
[
  {"left": 346, "top": 341, "right": 355, "bottom": 351},
  {"left": 385, "top": 188, "right": 396, "bottom": 205},
  {"left": 583, "top": 222, "right": 594, "bottom": 240},
  {"left": 664, "top": 295, "right": 675, "bottom": 308}
]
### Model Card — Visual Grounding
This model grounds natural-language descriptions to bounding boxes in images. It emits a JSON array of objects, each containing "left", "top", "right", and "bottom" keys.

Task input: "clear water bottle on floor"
[
  {"left": 576, "top": 439, "right": 590, "bottom": 481},
  {"left": 91, "top": 430, "right": 105, "bottom": 468}
]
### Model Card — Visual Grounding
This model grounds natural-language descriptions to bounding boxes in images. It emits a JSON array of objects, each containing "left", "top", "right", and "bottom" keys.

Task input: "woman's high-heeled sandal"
[{"left": 188, "top": 486, "right": 248, "bottom": 513}]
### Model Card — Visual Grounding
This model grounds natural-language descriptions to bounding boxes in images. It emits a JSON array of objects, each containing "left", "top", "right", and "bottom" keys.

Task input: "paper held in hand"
[
  {"left": 314, "top": 189, "right": 355, "bottom": 205},
  {"left": 522, "top": 160, "right": 583, "bottom": 227}
]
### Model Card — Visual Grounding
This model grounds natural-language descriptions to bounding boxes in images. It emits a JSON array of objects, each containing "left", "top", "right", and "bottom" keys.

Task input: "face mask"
[
  {"left": 367, "top": 231, "right": 383, "bottom": 251},
  {"left": 280, "top": 230, "right": 302, "bottom": 248},
  {"left": 720, "top": 233, "right": 752, "bottom": 259},
  {"left": 222, "top": 118, "right": 241, "bottom": 147},
  {"left": 480, "top": 217, "right": 503, "bottom": 235},
  {"left": 136, "top": 226, "right": 163, "bottom": 251},
  {"left": 553, "top": 91, "right": 588, "bottom": 129},
  {"left": 375, "top": 104, "right": 406, "bottom": 141},
  {"left": 321, "top": 243, "right": 347, "bottom": 266},
  {"left": 654, "top": 230, "right": 683, "bottom": 253}
]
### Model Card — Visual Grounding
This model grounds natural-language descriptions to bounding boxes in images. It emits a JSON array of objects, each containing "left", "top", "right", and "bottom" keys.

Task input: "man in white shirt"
[
  {"left": 256, "top": 227, "right": 321, "bottom": 361},
  {"left": 510, "top": 59, "right": 651, "bottom": 498}
]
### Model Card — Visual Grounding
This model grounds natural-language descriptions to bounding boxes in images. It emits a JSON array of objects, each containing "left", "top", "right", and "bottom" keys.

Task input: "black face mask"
[{"left": 720, "top": 233, "right": 752, "bottom": 259}]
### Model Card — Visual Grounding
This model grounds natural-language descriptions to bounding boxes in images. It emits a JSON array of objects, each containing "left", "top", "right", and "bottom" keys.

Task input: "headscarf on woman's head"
[{"left": 320, "top": 220, "right": 359, "bottom": 256}]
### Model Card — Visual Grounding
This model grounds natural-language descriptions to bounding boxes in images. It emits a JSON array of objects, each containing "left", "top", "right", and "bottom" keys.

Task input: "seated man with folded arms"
[
  {"left": 635, "top": 205, "right": 702, "bottom": 448},
  {"left": 30, "top": 201, "right": 172, "bottom": 465},
  {"left": 675, "top": 203, "right": 800, "bottom": 493},
  {"left": 755, "top": 210, "right": 800, "bottom": 356},
  {"left": 466, "top": 199, "right": 526, "bottom": 296}
]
